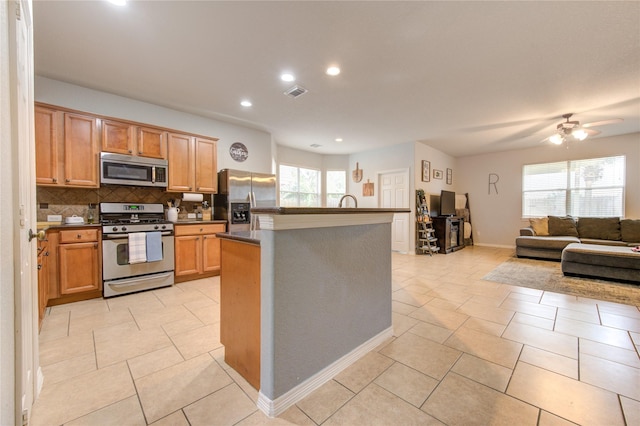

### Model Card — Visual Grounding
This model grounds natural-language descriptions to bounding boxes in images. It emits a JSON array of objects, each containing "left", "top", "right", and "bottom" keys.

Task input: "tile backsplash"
[{"left": 37, "top": 186, "right": 210, "bottom": 222}]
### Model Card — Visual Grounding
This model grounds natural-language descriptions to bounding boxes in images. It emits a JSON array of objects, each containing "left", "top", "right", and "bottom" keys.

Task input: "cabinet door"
[
  {"left": 38, "top": 240, "right": 50, "bottom": 328},
  {"left": 101, "top": 119, "right": 133, "bottom": 155},
  {"left": 167, "top": 133, "right": 194, "bottom": 192},
  {"left": 35, "top": 106, "right": 59, "bottom": 185},
  {"left": 137, "top": 127, "right": 167, "bottom": 159},
  {"left": 64, "top": 113, "right": 99, "bottom": 187},
  {"left": 175, "top": 235, "right": 202, "bottom": 276},
  {"left": 194, "top": 137, "right": 218, "bottom": 193},
  {"left": 58, "top": 242, "right": 101, "bottom": 294},
  {"left": 202, "top": 234, "right": 221, "bottom": 273}
]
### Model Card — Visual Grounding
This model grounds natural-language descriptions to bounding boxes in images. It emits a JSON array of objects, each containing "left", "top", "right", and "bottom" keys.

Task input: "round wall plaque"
[{"left": 229, "top": 142, "right": 248, "bottom": 162}]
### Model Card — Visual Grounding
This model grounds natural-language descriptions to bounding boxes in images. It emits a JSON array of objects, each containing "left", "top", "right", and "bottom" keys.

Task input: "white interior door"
[
  {"left": 11, "top": 0, "right": 39, "bottom": 422},
  {"left": 379, "top": 170, "right": 410, "bottom": 253}
]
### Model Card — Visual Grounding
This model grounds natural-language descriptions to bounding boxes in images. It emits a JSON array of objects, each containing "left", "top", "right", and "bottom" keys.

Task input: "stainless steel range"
[{"left": 100, "top": 202, "right": 175, "bottom": 298}]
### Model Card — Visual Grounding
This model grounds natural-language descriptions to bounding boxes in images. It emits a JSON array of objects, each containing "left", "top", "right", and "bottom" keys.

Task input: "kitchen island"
[{"left": 217, "top": 207, "right": 408, "bottom": 417}]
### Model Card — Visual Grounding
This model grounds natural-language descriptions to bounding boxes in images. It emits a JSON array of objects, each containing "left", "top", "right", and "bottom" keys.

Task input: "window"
[
  {"left": 522, "top": 155, "right": 625, "bottom": 218},
  {"left": 326, "top": 170, "right": 346, "bottom": 207},
  {"left": 279, "top": 165, "right": 321, "bottom": 207}
]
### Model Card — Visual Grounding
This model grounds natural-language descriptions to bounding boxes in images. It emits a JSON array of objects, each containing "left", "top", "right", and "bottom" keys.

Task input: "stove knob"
[
  {"left": 154, "top": 225, "right": 159, "bottom": 230},
  {"left": 112, "top": 227, "right": 118, "bottom": 232},
  {"left": 161, "top": 225, "right": 166, "bottom": 230},
  {"left": 122, "top": 226, "right": 127, "bottom": 232}
]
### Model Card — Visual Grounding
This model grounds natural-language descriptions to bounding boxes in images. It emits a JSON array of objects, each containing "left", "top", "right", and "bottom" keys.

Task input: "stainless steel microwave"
[{"left": 100, "top": 152, "right": 168, "bottom": 187}]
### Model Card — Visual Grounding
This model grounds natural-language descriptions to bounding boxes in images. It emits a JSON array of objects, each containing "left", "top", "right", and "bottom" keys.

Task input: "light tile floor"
[{"left": 30, "top": 246, "right": 640, "bottom": 425}]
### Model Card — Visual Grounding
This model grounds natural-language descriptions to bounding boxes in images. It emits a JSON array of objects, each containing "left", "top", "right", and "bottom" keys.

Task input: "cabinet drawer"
[
  {"left": 175, "top": 223, "right": 226, "bottom": 236},
  {"left": 59, "top": 228, "right": 99, "bottom": 243}
]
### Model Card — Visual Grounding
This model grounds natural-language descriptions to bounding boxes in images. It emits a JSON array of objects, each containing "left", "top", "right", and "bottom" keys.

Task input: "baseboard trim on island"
[{"left": 256, "top": 326, "right": 394, "bottom": 418}]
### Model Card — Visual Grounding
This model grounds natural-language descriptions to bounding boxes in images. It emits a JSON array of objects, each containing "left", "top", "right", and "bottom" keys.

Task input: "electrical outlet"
[{"left": 47, "top": 215, "right": 62, "bottom": 222}]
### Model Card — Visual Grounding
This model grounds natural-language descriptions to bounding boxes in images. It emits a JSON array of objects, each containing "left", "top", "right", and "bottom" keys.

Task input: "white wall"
[
  {"left": 457, "top": 133, "right": 640, "bottom": 247},
  {"left": 0, "top": 3, "right": 16, "bottom": 423},
  {"left": 349, "top": 142, "right": 414, "bottom": 208},
  {"left": 35, "top": 77, "right": 274, "bottom": 174},
  {"left": 414, "top": 142, "right": 457, "bottom": 212}
]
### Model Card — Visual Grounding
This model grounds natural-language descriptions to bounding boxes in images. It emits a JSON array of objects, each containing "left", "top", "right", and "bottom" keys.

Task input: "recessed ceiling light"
[
  {"left": 280, "top": 73, "right": 295, "bottom": 82},
  {"left": 107, "top": 0, "right": 127, "bottom": 6},
  {"left": 335, "top": 138, "right": 343, "bottom": 142},
  {"left": 240, "top": 100, "right": 252, "bottom": 107},
  {"left": 326, "top": 66, "right": 341, "bottom": 76}
]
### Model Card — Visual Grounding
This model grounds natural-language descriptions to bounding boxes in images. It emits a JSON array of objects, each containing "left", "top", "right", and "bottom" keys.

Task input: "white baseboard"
[
  {"left": 257, "top": 326, "right": 394, "bottom": 418},
  {"left": 474, "top": 242, "right": 515, "bottom": 249}
]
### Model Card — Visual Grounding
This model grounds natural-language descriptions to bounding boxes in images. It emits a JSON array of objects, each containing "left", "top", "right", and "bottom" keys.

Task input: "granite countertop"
[
  {"left": 37, "top": 222, "right": 102, "bottom": 231},
  {"left": 216, "top": 231, "right": 261, "bottom": 245},
  {"left": 251, "top": 207, "right": 410, "bottom": 214},
  {"left": 174, "top": 219, "right": 227, "bottom": 225}
]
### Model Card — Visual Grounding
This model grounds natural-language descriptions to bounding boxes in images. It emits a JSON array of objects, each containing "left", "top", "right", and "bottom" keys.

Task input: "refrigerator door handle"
[{"left": 249, "top": 192, "right": 255, "bottom": 231}]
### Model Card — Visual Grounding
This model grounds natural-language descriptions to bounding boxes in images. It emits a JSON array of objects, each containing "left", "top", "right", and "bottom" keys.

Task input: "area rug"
[{"left": 482, "top": 257, "right": 640, "bottom": 306}]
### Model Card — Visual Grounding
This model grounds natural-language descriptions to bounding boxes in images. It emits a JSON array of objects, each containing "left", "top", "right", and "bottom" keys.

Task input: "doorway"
[{"left": 378, "top": 169, "right": 410, "bottom": 253}]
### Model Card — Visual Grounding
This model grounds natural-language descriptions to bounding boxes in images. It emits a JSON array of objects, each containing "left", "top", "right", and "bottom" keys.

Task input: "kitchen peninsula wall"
[{"left": 37, "top": 186, "right": 206, "bottom": 222}]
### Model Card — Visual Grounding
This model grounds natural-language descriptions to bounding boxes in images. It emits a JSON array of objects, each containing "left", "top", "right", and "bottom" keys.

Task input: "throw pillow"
[
  {"left": 548, "top": 216, "right": 578, "bottom": 237},
  {"left": 529, "top": 217, "right": 549, "bottom": 236},
  {"left": 621, "top": 219, "right": 640, "bottom": 243},
  {"left": 577, "top": 217, "right": 621, "bottom": 240}
]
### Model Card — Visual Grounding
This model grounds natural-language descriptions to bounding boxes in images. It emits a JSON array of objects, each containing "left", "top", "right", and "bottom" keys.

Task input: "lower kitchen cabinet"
[
  {"left": 219, "top": 238, "right": 261, "bottom": 390},
  {"left": 44, "top": 227, "right": 103, "bottom": 307},
  {"left": 174, "top": 223, "right": 226, "bottom": 283},
  {"left": 37, "top": 238, "right": 50, "bottom": 329}
]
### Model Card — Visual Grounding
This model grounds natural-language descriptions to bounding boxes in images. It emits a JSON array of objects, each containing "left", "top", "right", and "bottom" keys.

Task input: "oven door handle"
[
  {"left": 103, "top": 231, "right": 173, "bottom": 240},
  {"left": 107, "top": 272, "right": 174, "bottom": 287}
]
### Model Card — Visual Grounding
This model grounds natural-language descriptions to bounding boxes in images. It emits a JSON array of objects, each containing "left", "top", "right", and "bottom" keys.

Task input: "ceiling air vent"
[
  {"left": 284, "top": 85, "right": 308, "bottom": 98},
  {"left": 310, "top": 144, "right": 322, "bottom": 148}
]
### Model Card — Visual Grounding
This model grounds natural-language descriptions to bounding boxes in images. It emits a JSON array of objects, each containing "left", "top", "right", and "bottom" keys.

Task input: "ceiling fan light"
[
  {"left": 572, "top": 129, "right": 588, "bottom": 141},
  {"left": 549, "top": 134, "right": 564, "bottom": 145}
]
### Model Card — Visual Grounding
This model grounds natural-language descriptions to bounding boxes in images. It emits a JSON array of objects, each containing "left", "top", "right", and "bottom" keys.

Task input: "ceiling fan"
[{"left": 546, "top": 113, "right": 623, "bottom": 145}]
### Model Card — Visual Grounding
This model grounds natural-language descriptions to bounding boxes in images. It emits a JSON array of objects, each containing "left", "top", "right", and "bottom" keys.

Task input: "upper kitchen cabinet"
[
  {"left": 35, "top": 105, "right": 99, "bottom": 188},
  {"left": 35, "top": 106, "right": 59, "bottom": 185},
  {"left": 64, "top": 113, "right": 99, "bottom": 187},
  {"left": 101, "top": 119, "right": 134, "bottom": 155},
  {"left": 101, "top": 120, "right": 167, "bottom": 159},
  {"left": 137, "top": 126, "right": 167, "bottom": 159},
  {"left": 168, "top": 133, "right": 218, "bottom": 193}
]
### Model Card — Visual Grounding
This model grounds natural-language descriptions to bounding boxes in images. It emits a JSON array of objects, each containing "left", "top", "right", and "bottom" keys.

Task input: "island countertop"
[
  {"left": 216, "top": 230, "right": 262, "bottom": 245},
  {"left": 251, "top": 207, "right": 409, "bottom": 214}
]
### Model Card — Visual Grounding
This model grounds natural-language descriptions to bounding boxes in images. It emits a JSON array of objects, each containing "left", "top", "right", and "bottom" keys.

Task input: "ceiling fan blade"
[
  {"left": 583, "top": 128, "right": 601, "bottom": 136},
  {"left": 582, "top": 118, "right": 623, "bottom": 128}
]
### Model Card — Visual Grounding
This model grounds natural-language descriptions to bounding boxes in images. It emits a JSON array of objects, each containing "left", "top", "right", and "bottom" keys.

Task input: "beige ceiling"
[{"left": 33, "top": 1, "right": 640, "bottom": 157}]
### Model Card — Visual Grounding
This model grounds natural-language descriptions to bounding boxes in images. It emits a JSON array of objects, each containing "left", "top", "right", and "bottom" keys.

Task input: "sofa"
[
  {"left": 516, "top": 216, "right": 640, "bottom": 283},
  {"left": 516, "top": 216, "right": 640, "bottom": 260}
]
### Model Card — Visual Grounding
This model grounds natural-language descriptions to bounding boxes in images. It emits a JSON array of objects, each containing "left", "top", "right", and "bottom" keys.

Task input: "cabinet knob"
[
  {"left": 66, "top": 179, "right": 70, "bottom": 183},
  {"left": 139, "top": 150, "right": 143, "bottom": 154},
  {"left": 128, "top": 149, "right": 132, "bottom": 154},
  {"left": 52, "top": 178, "right": 57, "bottom": 183},
  {"left": 77, "top": 234, "right": 82, "bottom": 239},
  {"left": 38, "top": 264, "right": 42, "bottom": 270},
  {"left": 94, "top": 243, "right": 98, "bottom": 248}
]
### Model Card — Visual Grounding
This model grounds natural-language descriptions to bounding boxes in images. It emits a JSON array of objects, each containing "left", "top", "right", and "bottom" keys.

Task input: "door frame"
[{"left": 377, "top": 168, "right": 411, "bottom": 253}]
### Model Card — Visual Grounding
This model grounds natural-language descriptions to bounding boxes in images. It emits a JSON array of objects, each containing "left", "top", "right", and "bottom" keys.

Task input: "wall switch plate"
[
  {"left": 47, "top": 214, "right": 62, "bottom": 222},
  {"left": 187, "top": 213, "right": 197, "bottom": 219}
]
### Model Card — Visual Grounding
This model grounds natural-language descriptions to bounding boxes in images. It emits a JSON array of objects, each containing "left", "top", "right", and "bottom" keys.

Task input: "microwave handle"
[{"left": 152, "top": 166, "right": 156, "bottom": 184}]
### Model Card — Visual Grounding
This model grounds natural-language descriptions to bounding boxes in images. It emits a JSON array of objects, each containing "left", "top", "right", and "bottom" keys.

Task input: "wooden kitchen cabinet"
[
  {"left": 101, "top": 120, "right": 167, "bottom": 159},
  {"left": 35, "top": 106, "right": 59, "bottom": 185},
  {"left": 174, "top": 223, "right": 225, "bottom": 282},
  {"left": 37, "top": 238, "right": 50, "bottom": 329},
  {"left": 167, "top": 133, "right": 218, "bottom": 193},
  {"left": 35, "top": 105, "right": 99, "bottom": 188},
  {"left": 64, "top": 113, "right": 99, "bottom": 187},
  {"left": 136, "top": 126, "right": 167, "bottom": 159},
  {"left": 101, "top": 119, "right": 134, "bottom": 155},
  {"left": 57, "top": 228, "right": 102, "bottom": 296},
  {"left": 220, "top": 238, "right": 261, "bottom": 389}
]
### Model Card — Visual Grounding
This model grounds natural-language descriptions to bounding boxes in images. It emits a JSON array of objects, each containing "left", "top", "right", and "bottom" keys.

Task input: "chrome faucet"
[{"left": 338, "top": 194, "right": 358, "bottom": 208}]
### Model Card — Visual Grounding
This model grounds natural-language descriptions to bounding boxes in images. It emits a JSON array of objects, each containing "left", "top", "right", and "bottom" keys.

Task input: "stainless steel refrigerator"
[{"left": 214, "top": 169, "right": 277, "bottom": 232}]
